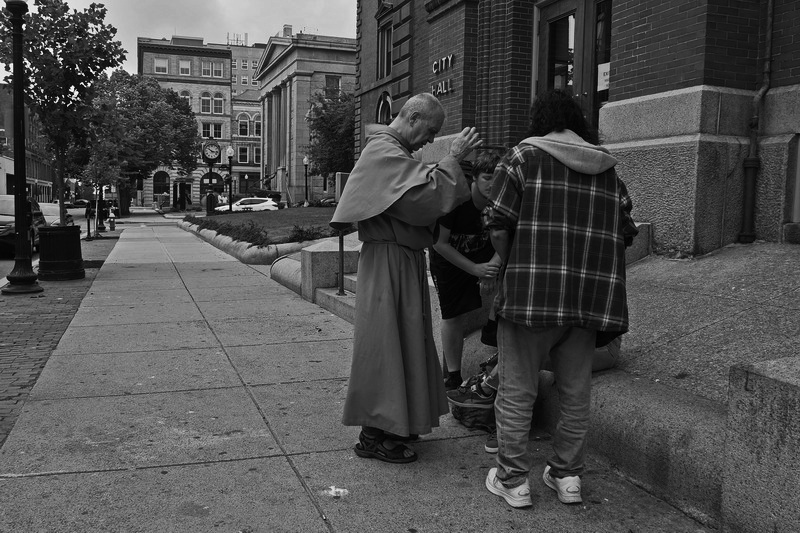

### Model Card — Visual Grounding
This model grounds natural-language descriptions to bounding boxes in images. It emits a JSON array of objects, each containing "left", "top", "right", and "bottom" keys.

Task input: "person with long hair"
[{"left": 483, "top": 89, "right": 636, "bottom": 507}]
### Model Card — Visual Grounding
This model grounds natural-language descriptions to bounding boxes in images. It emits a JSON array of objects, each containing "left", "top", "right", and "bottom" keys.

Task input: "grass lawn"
[{"left": 185, "top": 206, "right": 344, "bottom": 246}]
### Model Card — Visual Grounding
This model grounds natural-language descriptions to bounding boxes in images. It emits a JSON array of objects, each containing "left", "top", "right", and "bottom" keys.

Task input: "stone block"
[
  {"left": 784, "top": 222, "right": 800, "bottom": 244},
  {"left": 723, "top": 359, "right": 800, "bottom": 533},
  {"left": 301, "top": 240, "right": 359, "bottom": 303},
  {"left": 314, "top": 287, "right": 356, "bottom": 324}
]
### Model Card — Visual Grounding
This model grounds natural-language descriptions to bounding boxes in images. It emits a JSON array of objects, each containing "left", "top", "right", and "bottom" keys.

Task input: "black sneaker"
[
  {"left": 446, "top": 383, "right": 495, "bottom": 408},
  {"left": 484, "top": 430, "right": 498, "bottom": 453}
]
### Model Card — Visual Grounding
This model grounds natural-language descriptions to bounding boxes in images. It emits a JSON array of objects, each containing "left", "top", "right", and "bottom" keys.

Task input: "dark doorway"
[{"left": 537, "top": 0, "right": 612, "bottom": 129}]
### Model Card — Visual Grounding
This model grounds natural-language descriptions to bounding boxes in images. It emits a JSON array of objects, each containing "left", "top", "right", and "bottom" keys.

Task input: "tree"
[
  {"left": 0, "top": 0, "right": 125, "bottom": 225},
  {"left": 84, "top": 71, "right": 200, "bottom": 215},
  {"left": 305, "top": 90, "right": 355, "bottom": 187}
]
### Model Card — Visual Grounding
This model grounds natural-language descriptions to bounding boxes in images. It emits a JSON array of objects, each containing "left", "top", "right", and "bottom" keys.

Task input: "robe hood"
[
  {"left": 519, "top": 129, "right": 617, "bottom": 174},
  {"left": 331, "top": 125, "right": 458, "bottom": 228}
]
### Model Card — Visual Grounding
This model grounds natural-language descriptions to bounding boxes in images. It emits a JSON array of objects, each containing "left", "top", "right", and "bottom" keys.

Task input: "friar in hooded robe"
[{"left": 330, "top": 93, "right": 482, "bottom": 463}]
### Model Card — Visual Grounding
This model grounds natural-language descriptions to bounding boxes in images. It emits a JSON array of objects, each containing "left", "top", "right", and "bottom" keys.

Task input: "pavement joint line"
[
  {"left": 24, "top": 384, "right": 252, "bottom": 401},
  {"left": 0, "top": 452, "right": 293, "bottom": 479},
  {"left": 179, "top": 260, "right": 338, "bottom": 532},
  {"left": 45, "top": 346, "right": 232, "bottom": 357}
]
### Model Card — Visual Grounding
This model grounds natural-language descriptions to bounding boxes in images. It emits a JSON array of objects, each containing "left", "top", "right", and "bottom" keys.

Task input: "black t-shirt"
[
  {"left": 438, "top": 198, "right": 484, "bottom": 236},
  {"left": 432, "top": 198, "right": 494, "bottom": 265}
]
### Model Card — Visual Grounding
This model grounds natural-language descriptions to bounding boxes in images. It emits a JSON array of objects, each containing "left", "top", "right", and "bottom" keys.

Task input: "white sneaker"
[
  {"left": 485, "top": 467, "right": 532, "bottom": 508},
  {"left": 543, "top": 465, "right": 582, "bottom": 504}
]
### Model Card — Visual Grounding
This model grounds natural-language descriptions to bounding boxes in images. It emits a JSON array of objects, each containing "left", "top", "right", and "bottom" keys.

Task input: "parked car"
[
  {"left": 73, "top": 199, "right": 89, "bottom": 208},
  {"left": 53, "top": 199, "right": 75, "bottom": 209},
  {"left": 215, "top": 197, "right": 278, "bottom": 212},
  {"left": 40, "top": 202, "right": 74, "bottom": 226},
  {"left": 0, "top": 194, "right": 47, "bottom": 253}
]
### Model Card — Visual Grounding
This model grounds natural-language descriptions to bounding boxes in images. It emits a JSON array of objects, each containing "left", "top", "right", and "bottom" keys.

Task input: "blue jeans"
[{"left": 494, "top": 318, "right": 596, "bottom": 487}]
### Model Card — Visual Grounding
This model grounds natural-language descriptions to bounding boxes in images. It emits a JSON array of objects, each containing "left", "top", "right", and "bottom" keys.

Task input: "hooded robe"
[{"left": 331, "top": 126, "right": 470, "bottom": 436}]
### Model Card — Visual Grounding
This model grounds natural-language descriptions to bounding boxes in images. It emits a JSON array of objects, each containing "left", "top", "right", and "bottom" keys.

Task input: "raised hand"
[{"left": 449, "top": 126, "right": 483, "bottom": 161}]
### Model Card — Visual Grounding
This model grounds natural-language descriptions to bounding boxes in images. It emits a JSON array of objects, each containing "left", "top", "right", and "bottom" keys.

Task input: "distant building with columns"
[{"left": 254, "top": 25, "right": 356, "bottom": 205}]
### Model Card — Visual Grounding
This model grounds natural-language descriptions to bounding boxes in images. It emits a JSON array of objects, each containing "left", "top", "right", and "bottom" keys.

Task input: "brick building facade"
[
  {"left": 137, "top": 35, "right": 266, "bottom": 208},
  {"left": 356, "top": 0, "right": 800, "bottom": 254}
]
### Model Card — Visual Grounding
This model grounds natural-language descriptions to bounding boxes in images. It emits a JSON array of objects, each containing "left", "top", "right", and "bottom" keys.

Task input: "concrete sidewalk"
[{"left": 0, "top": 223, "right": 710, "bottom": 532}]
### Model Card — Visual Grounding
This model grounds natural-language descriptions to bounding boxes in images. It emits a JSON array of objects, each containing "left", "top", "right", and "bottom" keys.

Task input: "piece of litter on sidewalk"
[{"left": 322, "top": 486, "right": 349, "bottom": 498}]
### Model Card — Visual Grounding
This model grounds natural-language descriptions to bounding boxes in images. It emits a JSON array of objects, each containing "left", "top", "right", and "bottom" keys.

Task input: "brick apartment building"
[
  {"left": 255, "top": 25, "right": 356, "bottom": 205},
  {"left": 0, "top": 86, "right": 56, "bottom": 202},
  {"left": 357, "top": 0, "right": 800, "bottom": 254},
  {"left": 137, "top": 35, "right": 266, "bottom": 209}
]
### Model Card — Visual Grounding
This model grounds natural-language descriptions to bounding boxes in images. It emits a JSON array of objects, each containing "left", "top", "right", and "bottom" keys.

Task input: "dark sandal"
[{"left": 354, "top": 431, "right": 418, "bottom": 464}]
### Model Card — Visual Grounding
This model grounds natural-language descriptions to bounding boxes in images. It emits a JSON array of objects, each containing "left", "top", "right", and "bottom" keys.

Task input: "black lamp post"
[
  {"left": 2, "top": 0, "right": 42, "bottom": 295},
  {"left": 226, "top": 146, "right": 234, "bottom": 212},
  {"left": 206, "top": 156, "right": 214, "bottom": 215},
  {"left": 303, "top": 155, "right": 309, "bottom": 206}
]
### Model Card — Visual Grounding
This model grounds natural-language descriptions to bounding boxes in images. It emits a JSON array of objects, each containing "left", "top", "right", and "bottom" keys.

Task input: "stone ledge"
[{"left": 723, "top": 359, "right": 800, "bottom": 533}]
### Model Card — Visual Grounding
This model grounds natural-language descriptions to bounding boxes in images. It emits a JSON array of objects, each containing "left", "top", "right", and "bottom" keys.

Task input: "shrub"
[
  {"left": 288, "top": 224, "right": 333, "bottom": 242},
  {"left": 185, "top": 216, "right": 270, "bottom": 247}
]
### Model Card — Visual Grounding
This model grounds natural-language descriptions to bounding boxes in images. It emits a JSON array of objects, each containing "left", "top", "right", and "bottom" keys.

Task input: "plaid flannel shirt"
[{"left": 485, "top": 144, "right": 635, "bottom": 340}]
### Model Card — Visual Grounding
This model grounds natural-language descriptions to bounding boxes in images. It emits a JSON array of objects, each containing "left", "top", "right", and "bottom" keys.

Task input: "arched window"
[
  {"left": 200, "top": 92, "right": 211, "bottom": 114},
  {"left": 376, "top": 92, "right": 393, "bottom": 125},
  {"left": 213, "top": 93, "right": 224, "bottom": 114},
  {"left": 179, "top": 91, "right": 191, "bottom": 108},
  {"left": 237, "top": 113, "right": 250, "bottom": 136}
]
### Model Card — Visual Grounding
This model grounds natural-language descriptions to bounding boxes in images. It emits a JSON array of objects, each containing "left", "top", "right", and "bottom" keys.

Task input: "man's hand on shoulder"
[{"left": 449, "top": 127, "right": 483, "bottom": 161}]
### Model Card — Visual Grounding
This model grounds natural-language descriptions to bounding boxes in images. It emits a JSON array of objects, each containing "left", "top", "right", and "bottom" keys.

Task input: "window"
[
  {"left": 179, "top": 60, "right": 191, "bottom": 75},
  {"left": 376, "top": 92, "right": 393, "bottom": 125},
  {"left": 179, "top": 91, "right": 191, "bottom": 108},
  {"left": 232, "top": 59, "right": 238, "bottom": 69},
  {"left": 213, "top": 93, "right": 224, "bottom": 114},
  {"left": 201, "top": 61, "right": 211, "bottom": 77},
  {"left": 251, "top": 79, "right": 258, "bottom": 86},
  {"left": 325, "top": 75, "right": 341, "bottom": 96},
  {"left": 231, "top": 75, "right": 237, "bottom": 84},
  {"left": 239, "top": 119, "right": 249, "bottom": 136},
  {"left": 201, "top": 123, "right": 211, "bottom": 138},
  {"left": 238, "top": 146, "right": 248, "bottom": 163},
  {"left": 200, "top": 93, "right": 211, "bottom": 114},
  {"left": 212, "top": 62, "right": 223, "bottom": 77},
  {"left": 252, "top": 60, "right": 258, "bottom": 69},
  {"left": 154, "top": 58, "right": 168, "bottom": 74},
  {"left": 254, "top": 118, "right": 262, "bottom": 136},
  {"left": 377, "top": 23, "right": 392, "bottom": 79},
  {"left": 254, "top": 147, "right": 261, "bottom": 164},
  {"left": 241, "top": 75, "right": 248, "bottom": 86},
  {"left": 212, "top": 124, "right": 223, "bottom": 138}
]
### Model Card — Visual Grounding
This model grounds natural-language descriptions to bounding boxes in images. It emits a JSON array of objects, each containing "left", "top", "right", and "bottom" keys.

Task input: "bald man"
[{"left": 331, "top": 93, "right": 482, "bottom": 463}]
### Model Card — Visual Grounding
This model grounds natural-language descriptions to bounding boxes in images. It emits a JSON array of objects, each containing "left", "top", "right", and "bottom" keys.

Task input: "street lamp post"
[
  {"left": 206, "top": 157, "right": 214, "bottom": 215},
  {"left": 3, "top": 0, "right": 42, "bottom": 295},
  {"left": 226, "top": 146, "right": 234, "bottom": 212},
  {"left": 303, "top": 155, "right": 309, "bottom": 207}
]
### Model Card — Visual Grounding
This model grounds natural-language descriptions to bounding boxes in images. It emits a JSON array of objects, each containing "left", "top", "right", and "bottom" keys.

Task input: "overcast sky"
[{"left": 58, "top": 0, "right": 357, "bottom": 73}]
